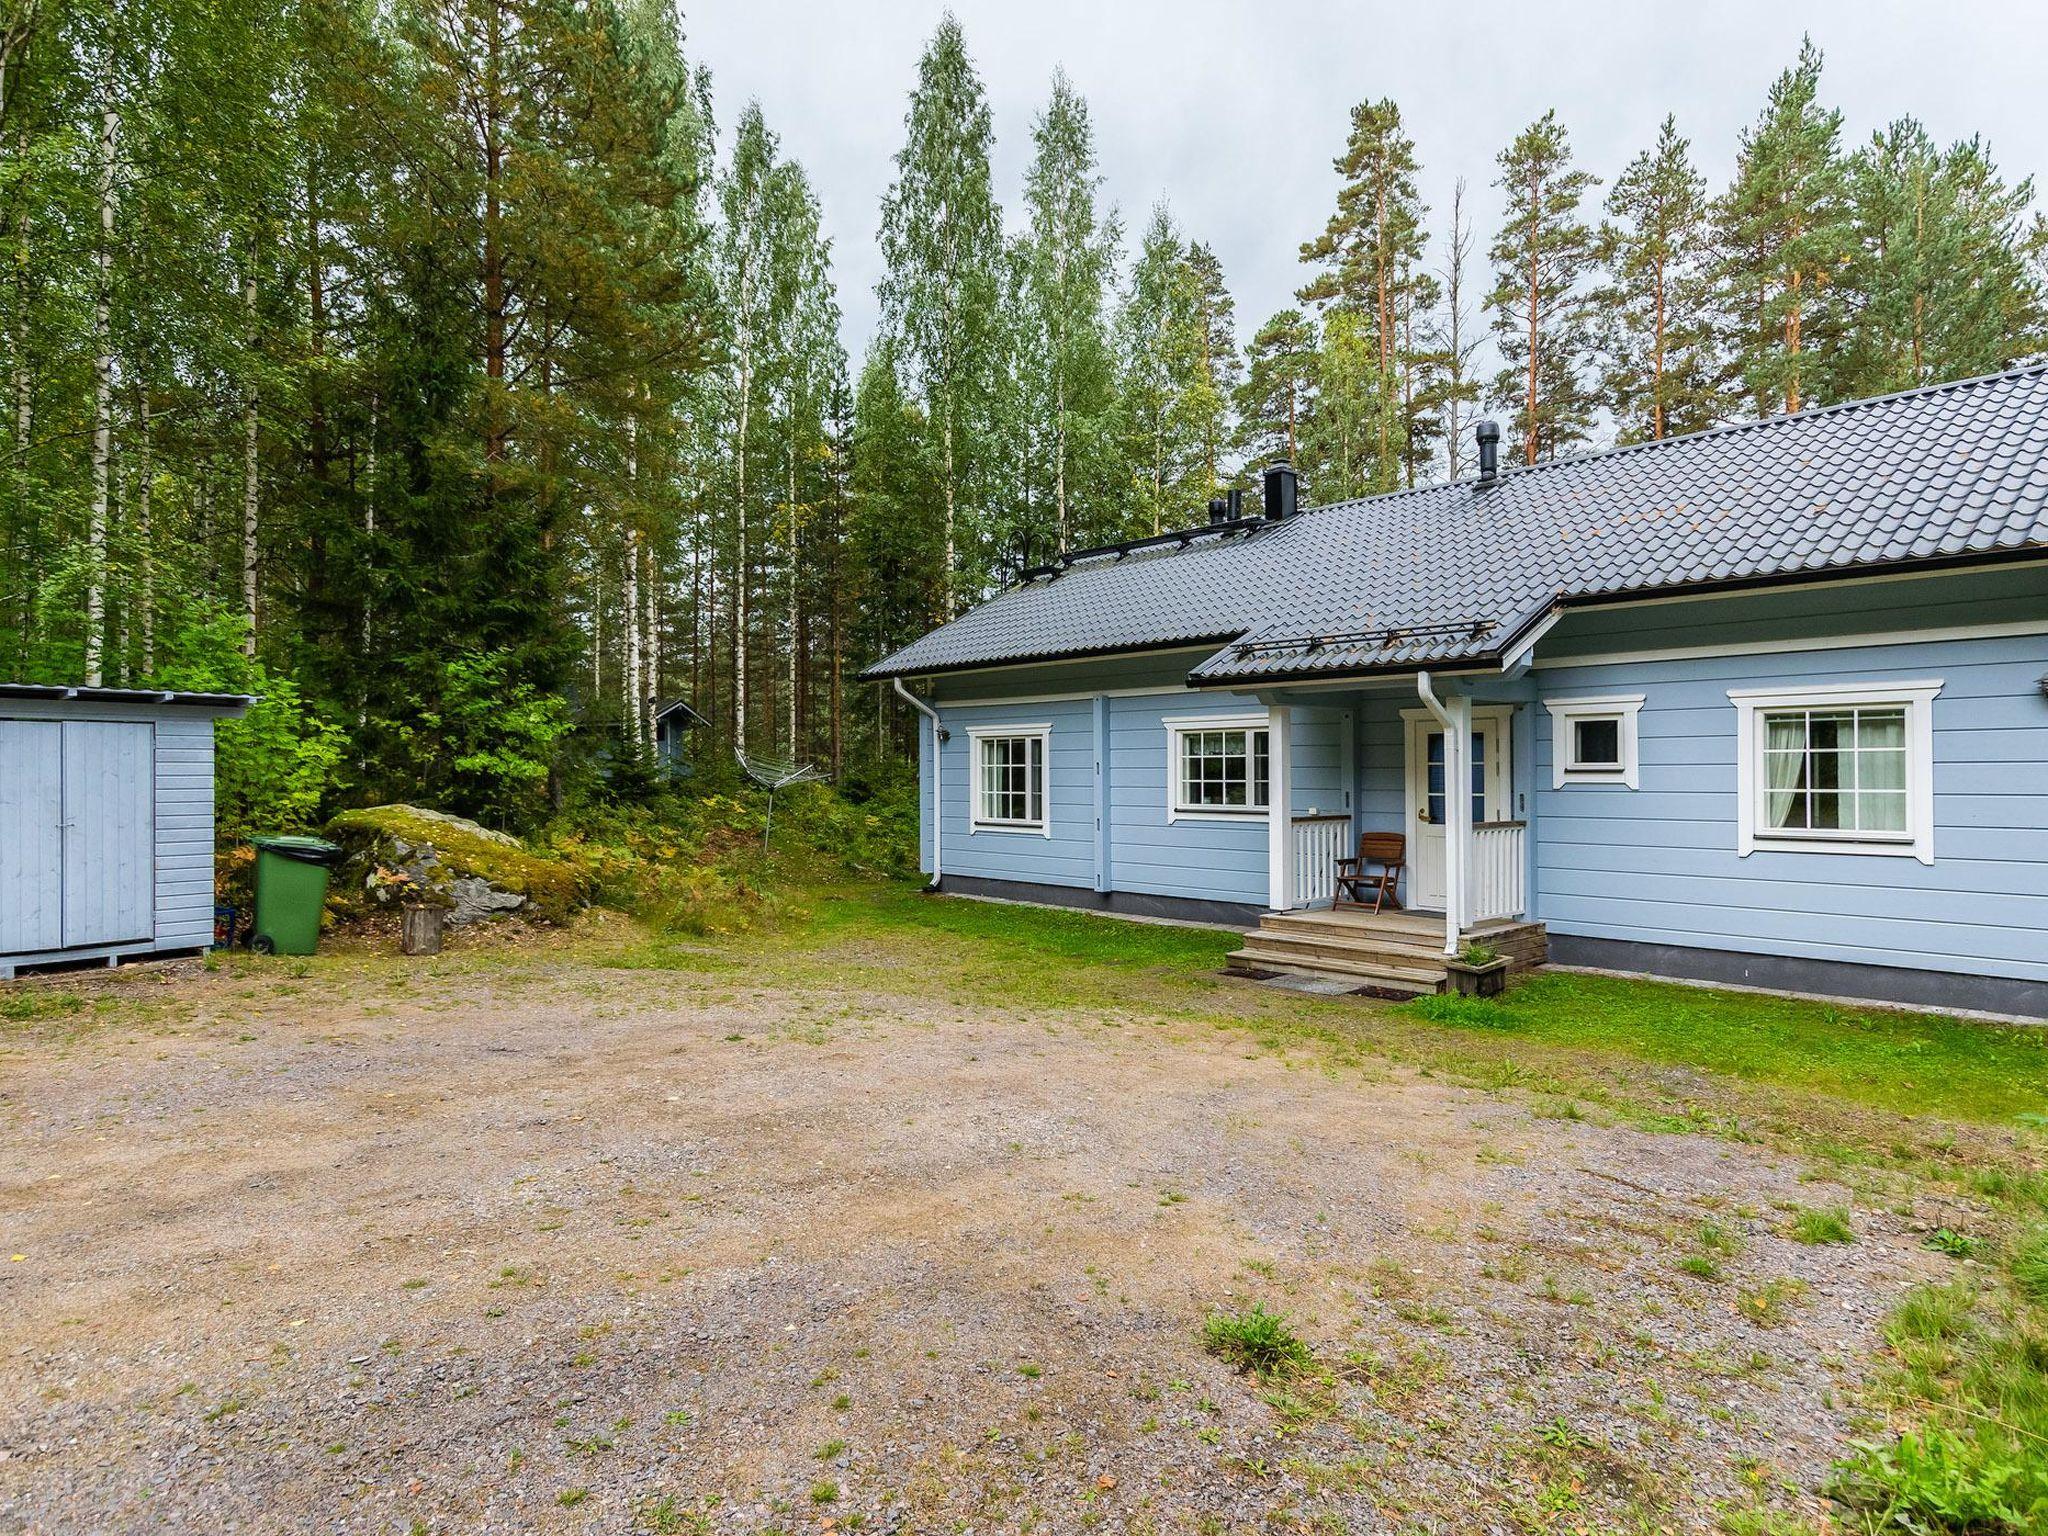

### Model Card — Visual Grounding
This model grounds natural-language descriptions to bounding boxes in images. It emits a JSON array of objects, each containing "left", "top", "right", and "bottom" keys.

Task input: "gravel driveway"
[{"left": 0, "top": 926, "right": 1935, "bottom": 1533}]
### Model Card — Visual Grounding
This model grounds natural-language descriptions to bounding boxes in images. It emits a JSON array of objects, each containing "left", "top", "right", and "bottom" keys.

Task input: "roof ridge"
[{"left": 1295, "top": 359, "right": 2048, "bottom": 520}]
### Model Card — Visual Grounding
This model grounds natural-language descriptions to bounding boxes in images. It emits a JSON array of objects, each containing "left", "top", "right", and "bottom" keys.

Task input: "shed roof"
[
  {"left": 0, "top": 683, "right": 255, "bottom": 710},
  {"left": 863, "top": 363, "right": 2048, "bottom": 686}
]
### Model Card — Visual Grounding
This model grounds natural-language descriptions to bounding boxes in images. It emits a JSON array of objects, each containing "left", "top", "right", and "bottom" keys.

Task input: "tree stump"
[{"left": 401, "top": 904, "right": 445, "bottom": 956}]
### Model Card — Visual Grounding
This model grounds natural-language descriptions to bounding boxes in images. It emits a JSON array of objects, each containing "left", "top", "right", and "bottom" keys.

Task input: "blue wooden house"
[{"left": 864, "top": 366, "right": 2048, "bottom": 1017}]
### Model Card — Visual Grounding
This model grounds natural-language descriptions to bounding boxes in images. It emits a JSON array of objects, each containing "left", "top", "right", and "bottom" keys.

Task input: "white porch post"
[
  {"left": 1267, "top": 703, "right": 1293, "bottom": 911},
  {"left": 1446, "top": 692, "right": 1472, "bottom": 946},
  {"left": 1416, "top": 673, "right": 1467, "bottom": 957}
]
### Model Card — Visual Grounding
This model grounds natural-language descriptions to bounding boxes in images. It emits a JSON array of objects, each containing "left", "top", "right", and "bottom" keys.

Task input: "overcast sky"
[{"left": 686, "top": 1, "right": 2046, "bottom": 380}]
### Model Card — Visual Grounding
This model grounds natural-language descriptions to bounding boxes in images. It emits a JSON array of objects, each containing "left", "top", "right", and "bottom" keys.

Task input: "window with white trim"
[
  {"left": 1730, "top": 681, "right": 1940, "bottom": 863},
  {"left": 1165, "top": 716, "right": 1270, "bottom": 819},
  {"left": 1545, "top": 694, "right": 1644, "bottom": 789},
  {"left": 969, "top": 726, "right": 1049, "bottom": 834}
]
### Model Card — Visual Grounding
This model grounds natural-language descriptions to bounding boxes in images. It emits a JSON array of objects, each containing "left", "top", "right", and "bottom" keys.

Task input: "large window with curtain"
[{"left": 1729, "top": 681, "right": 1940, "bottom": 863}]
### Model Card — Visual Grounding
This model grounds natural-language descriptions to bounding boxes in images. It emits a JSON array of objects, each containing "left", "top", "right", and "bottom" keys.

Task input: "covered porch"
[{"left": 1233, "top": 669, "right": 1549, "bottom": 991}]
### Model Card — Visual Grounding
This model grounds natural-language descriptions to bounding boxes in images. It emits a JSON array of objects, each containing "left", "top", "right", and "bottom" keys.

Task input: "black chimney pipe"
[
  {"left": 1262, "top": 462, "right": 1298, "bottom": 520},
  {"left": 1225, "top": 487, "right": 1244, "bottom": 522},
  {"left": 1474, "top": 419, "right": 1500, "bottom": 487},
  {"left": 1207, "top": 496, "right": 1229, "bottom": 526}
]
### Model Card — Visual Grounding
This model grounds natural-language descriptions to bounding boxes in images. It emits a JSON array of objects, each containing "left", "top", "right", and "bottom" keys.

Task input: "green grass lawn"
[
  {"left": 1410, "top": 970, "right": 2048, "bottom": 1128},
  {"left": 769, "top": 879, "right": 2048, "bottom": 1132}
]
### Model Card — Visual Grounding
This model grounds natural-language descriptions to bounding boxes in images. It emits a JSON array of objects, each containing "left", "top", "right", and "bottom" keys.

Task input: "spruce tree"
[
  {"left": 1599, "top": 115, "right": 1725, "bottom": 442},
  {"left": 1181, "top": 241, "right": 1240, "bottom": 501},
  {"left": 1487, "top": 110, "right": 1600, "bottom": 463},
  {"left": 1235, "top": 309, "right": 1317, "bottom": 474},
  {"left": 1014, "top": 70, "right": 1120, "bottom": 554},
  {"left": 876, "top": 13, "right": 1003, "bottom": 615},
  {"left": 1115, "top": 204, "right": 1204, "bottom": 535}
]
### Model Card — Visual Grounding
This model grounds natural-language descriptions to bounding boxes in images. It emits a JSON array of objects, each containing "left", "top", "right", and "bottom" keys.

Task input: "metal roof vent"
[
  {"left": 1474, "top": 419, "right": 1501, "bottom": 487},
  {"left": 1207, "top": 496, "right": 1229, "bottom": 526},
  {"left": 1262, "top": 462, "right": 1299, "bottom": 520}
]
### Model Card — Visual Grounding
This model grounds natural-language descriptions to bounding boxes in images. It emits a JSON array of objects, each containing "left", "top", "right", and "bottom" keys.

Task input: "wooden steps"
[{"left": 1226, "top": 907, "right": 1547, "bottom": 996}]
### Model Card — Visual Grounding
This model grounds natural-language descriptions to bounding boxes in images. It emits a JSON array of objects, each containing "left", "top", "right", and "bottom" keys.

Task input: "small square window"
[
  {"left": 1571, "top": 716, "right": 1622, "bottom": 770},
  {"left": 1547, "top": 695, "right": 1643, "bottom": 789}
]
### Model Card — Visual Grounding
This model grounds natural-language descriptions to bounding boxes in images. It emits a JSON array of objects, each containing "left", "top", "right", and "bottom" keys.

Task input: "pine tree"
[
  {"left": 1716, "top": 37, "right": 1852, "bottom": 416},
  {"left": 1599, "top": 115, "right": 1725, "bottom": 442},
  {"left": 1013, "top": 70, "right": 1120, "bottom": 554},
  {"left": 1298, "top": 98, "right": 1430, "bottom": 490},
  {"left": 876, "top": 13, "right": 1003, "bottom": 616},
  {"left": 1488, "top": 110, "right": 1600, "bottom": 463},
  {"left": 1302, "top": 309, "right": 1384, "bottom": 500},
  {"left": 1432, "top": 180, "right": 1484, "bottom": 480},
  {"left": 1839, "top": 121, "right": 2047, "bottom": 396}
]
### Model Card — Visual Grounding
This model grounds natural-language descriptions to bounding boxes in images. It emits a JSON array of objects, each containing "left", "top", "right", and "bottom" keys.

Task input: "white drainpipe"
[
  {"left": 1416, "top": 671, "right": 1463, "bottom": 958},
  {"left": 892, "top": 677, "right": 946, "bottom": 890}
]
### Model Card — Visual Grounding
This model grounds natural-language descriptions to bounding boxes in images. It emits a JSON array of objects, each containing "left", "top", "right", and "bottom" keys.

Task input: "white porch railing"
[
  {"left": 1290, "top": 814, "right": 1351, "bottom": 907},
  {"left": 1468, "top": 820, "right": 1527, "bottom": 923}
]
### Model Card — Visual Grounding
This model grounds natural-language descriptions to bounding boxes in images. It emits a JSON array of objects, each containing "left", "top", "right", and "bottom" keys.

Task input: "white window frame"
[
  {"left": 966, "top": 723, "right": 1052, "bottom": 837},
  {"left": 1729, "top": 680, "right": 1940, "bottom": 864},
  {"left": 1545, "top": 694, "right": 1645, "bottom": 789},
  {"left": 1162, "top": 712, "right": 1271, "bottom": 824}
]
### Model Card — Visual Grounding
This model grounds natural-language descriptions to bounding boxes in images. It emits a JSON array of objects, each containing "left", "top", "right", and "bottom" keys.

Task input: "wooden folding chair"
[{"left": 1333, "top": 832, "right": 1405, "bottom": 913}]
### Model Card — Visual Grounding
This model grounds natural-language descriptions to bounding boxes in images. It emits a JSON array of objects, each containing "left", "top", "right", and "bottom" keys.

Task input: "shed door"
[
  {"left": 0, "top": 721, "right": 65, "bottom": 953},
  {"left": 60, "top": 721, "right": 156, "bottom": 947}
]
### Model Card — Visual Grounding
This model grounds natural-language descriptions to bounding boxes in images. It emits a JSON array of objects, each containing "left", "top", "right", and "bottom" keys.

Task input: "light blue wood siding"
[
  {"left": 1533, "top": 626, "right": 2048, "bottom": 984},
  {"left": 917, "top": 652, "right": 1278, "bottom": 905},
  {"left": 60, "top": 721, "right": 155, "bottom": 945},
  {"left": 154, "top": 716, "right": 218, "bottom": 948},
  {"left": 0, "top": 722, "right": 64, "bottom": 952},
  {"left": 1, "top": 701, "right": 226, "bottom": 967}
]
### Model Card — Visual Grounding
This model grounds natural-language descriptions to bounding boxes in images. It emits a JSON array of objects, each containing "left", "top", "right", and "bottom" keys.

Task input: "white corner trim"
[
  {"left": 1729, "top": 680, "right": 1941, "bottom": 865},
  {"left": 1544, "top": 694, "right": 1645, "bottom": 790},
  {"left": 964, "top": 722, "right": 1053, "bottom": 838},
  {"left": 1164, "top": 712, "right": 1273, "bottom": 826}
]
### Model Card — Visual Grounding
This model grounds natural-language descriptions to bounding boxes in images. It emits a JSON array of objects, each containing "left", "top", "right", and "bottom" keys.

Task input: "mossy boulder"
[{"left": 324, "top": 804, "right": 586, "bottom": 925}]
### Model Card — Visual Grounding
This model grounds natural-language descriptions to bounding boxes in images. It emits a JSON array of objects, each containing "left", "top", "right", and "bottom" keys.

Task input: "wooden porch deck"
[{"left": 1226, "top": 906, "right": 1548, "bottom": 998}]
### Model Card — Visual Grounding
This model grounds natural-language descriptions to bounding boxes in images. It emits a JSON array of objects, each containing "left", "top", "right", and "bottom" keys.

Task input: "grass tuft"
[
  {"left": 1201, "top": 1302, "right": 1311, "bottom": 1378},
  {"left": 1788, "top": 1206, "right": 1855, "bottom": 1245}
]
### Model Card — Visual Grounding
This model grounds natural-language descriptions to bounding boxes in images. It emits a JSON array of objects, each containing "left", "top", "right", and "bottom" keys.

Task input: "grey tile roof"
[{"left": 863, "top": 364, "right": 2048, "bottom": 685}]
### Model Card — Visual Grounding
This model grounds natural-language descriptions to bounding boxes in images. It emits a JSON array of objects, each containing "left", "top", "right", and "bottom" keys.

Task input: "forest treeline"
[{"left": 2, "top": 5, "right": 2043, "bottom": 830}]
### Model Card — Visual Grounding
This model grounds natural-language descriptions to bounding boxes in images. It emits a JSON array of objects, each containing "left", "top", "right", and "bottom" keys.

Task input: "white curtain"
[{"left": 1764, "top": 715, "right": 1805, "bottom": 829}]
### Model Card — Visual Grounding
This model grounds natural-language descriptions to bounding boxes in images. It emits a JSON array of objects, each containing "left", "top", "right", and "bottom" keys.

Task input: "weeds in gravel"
[
  {"left": 1739, "top": 1278, "right": 1808, "bottom": 1327},
  {"left": 557, "top": 1487, "right": 589, "bottom": 1507},
  {"left": 1787, "top": 1206, "right": 1855, "bottom": 1245},
  {"left": 1202, "top": 1302, "right": 1310, "bottom": 1378},
  {"left": 1923, "top": 1228, "right": 1982, "bottom": 1259}
]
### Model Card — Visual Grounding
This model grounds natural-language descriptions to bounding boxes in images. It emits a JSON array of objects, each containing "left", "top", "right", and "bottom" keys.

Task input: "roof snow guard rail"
[
  {"left": 1018, "top": 514, "right": 1271, "bottom": 583},
  {"left": 1230, "top": 618, "right": 1498, "bottom": 661}
]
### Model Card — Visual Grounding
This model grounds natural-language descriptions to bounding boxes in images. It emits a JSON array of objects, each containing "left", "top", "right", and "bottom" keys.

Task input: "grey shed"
[{"left": 0, "top": 684, "right": 252, "bottom": 979}]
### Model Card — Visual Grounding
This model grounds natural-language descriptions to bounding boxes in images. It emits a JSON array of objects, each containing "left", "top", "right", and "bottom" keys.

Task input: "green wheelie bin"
[{"left": 250, "top": 835, "right": 344, "bottom": 954}]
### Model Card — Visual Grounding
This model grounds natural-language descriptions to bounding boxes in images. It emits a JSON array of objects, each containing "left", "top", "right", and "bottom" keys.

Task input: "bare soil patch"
[{"left": 0, "top": 933, "right": 1937, "bottom": 1533}]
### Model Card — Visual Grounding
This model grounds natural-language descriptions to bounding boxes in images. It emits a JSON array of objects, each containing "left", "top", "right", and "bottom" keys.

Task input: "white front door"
[{"left": 1403, "top": 709, "right": 1511, "bottom": 911}]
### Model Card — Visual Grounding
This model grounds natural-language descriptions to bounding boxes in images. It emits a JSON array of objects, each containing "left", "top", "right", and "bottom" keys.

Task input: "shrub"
[{"left": 1202, "top": 1302, "right": 1311, "bottom": 1378}]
